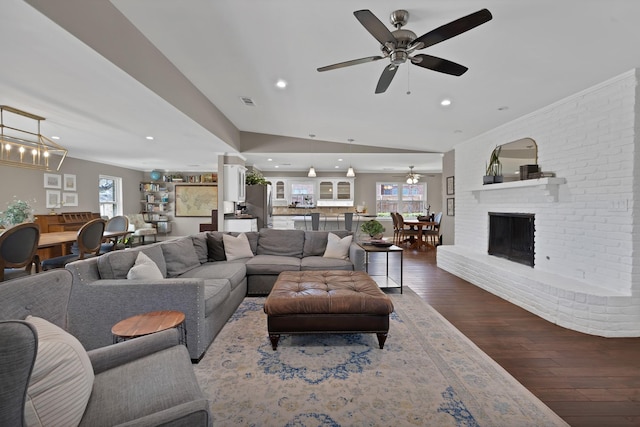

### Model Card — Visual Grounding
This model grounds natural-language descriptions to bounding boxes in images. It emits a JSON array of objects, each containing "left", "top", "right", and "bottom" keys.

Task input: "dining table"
[
  {"left": 402, "top": 219, "right": 437, "bottom": 250},
  {"left": 38, "top": 230, "right": 132, "bottom": 256}
]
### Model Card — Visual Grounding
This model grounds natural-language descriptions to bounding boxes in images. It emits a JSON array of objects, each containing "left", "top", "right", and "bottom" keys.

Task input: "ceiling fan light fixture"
[
  {"left": 346, "top": 166, "right": 356, "bottom": 177},
  {"left": 308, "top": 166, "right": 316, "bottom": 177}
]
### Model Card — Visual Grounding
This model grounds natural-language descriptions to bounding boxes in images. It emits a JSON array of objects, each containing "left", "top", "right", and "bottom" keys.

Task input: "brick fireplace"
[{"left": 437, "top": 69, "right": 640, "bottom": 337}]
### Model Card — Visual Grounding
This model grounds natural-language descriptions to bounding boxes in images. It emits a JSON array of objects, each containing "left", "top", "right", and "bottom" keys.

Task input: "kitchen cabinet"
[
  {"left": 316, "top": 179, "right": 354, "bottom": 206},
  {"left": 223, "top": 164, "right": 246, "bottom": 202},
  {"left": 224, "top": 218, "right": 257, "bottom": 232}
]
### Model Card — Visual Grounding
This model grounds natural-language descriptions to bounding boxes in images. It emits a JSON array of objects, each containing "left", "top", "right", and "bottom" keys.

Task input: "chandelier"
[
  {"left": 406, "top": 165, "right": 420, "bottom": 184},
  {"left": 0, "top": 105, "right": 67, "bottom": 171}
]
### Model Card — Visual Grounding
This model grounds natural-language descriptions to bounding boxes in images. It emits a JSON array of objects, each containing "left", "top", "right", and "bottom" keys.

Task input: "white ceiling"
[{"left": 3, "top": 0, "right": 640, "bottom": 175}]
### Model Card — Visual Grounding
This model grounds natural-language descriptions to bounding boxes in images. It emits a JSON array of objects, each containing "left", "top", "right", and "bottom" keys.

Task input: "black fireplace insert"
[{"left": 488, "top": 212, "right": 535, "bottom": 267}]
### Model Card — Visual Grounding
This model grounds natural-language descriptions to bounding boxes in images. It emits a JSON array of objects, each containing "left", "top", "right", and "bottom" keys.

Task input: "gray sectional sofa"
[{"left": 65, "top": 228, "right": 365, "bottom": 361}]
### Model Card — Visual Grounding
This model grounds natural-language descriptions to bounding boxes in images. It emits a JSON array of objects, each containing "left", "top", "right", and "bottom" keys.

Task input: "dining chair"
[
  {"left": 42, "top": 218, "right": 106, "bottom": 271},
  {"left": 396, "top": 213, "right": 419, "bottom": 247},
  {"left": 0, "top": 222, "right": 41, "bottom": 282},
  {"left": 423, "top": 212, "right": 443, "bottom": 247},
  {"left": 390, "top": 212, "right": 400, "bottom": 245},
  {"left": 99, "top": 215, "right": 129, "bottom": 253}
]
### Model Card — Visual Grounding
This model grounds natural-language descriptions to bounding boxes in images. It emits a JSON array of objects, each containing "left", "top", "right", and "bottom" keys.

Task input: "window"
[
  {"left": 290, "top": 181, "right": 315, "bottom": 207},
  {"left": 99, "top": 175, "right": 123, "bottom": 218},
  {"left": 376, "top": 182, "right": 426, "bottom": 218}
]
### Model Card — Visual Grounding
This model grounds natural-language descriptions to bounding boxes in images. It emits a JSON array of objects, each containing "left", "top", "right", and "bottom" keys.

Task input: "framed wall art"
[
  {"left": 46, "top": 190, "right": 61, "bottom": 208},
  {"left": 63, "top": 174, "right": 77, "bottom": 191},
  {"left": 446, "top": 176, "right": 455, "bottom": 195},
  {"left": 447, "top": 198, "right": 455, "bottom": 216},
  {"left": 44, "top": 173, "right": 61, "bottom": 189},
  {"left": 175, "top": 185, "right": 218, "bottom": 217},
  {"left": 63, "top": 192, "right": 78, "bottom": 207}
]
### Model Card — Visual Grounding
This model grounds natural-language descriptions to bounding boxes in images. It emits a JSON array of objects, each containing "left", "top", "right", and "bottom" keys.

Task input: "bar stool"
[{"left": 339, "top": 212, "right": 354, "bottom": 231}]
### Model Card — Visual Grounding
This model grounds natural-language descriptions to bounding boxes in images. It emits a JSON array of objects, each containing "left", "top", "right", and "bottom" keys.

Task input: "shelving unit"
[{"left": 140, "top": 182, "right": 172, "bottom": 235}]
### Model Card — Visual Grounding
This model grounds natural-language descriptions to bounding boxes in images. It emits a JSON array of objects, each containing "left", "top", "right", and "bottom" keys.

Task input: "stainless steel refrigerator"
[{"left": 245, "top": 184, "right": 272, "bottom": 229}]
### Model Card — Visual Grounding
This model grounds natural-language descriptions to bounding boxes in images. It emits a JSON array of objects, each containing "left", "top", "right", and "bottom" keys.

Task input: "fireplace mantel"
[{"left": 472, "top": 177, "right": 566, "bottom": 202}]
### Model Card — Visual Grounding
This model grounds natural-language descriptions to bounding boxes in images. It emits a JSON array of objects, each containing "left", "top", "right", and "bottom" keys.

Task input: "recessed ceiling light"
[
  {"left": 338, "top": 158, "right": 343, "bottom": 162},
  {"left": 335, "top": 165, "right": 339, "bottom": 169},
  {"left": 51, "top": 136, "right": 60, "bottom": 140},
  {"left": 267, "top": 158, "right": 273, "bottom": 162},
  {"left": 440, "top": 99, "right": 452, "bottom": 106},
  {"left": 276, "top": 79, "right": 287, "bottom": 89},
  {"left": 146, "top": 136, "right": 154, "bottom": 140},
  {"left": 275, "top": 165, "right": 279, "bottom": 168}
]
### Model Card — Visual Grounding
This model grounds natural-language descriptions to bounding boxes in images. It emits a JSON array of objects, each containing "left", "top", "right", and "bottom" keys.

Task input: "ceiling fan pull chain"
[{"left": 406, "top": 64, "right": 411, "bottom": 95}]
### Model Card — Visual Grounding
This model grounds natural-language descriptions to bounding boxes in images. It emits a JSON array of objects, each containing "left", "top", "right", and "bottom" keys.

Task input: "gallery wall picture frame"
[
  {"left": 46, "top": 190, "right": 61, "bottom": 208},
  {"left": 63, "top": 174, "right": 77, "bottom": 191},
  {"left": 446, "top": 176, "right": 455, "bottom": 195},
  {"left": 175, "top": 185, "right": 218, "bottom": 217},
  {"left": 62, "top": 192, "right": 78, "bottom": 207},
  {"left": 44, "top": 173, "right": 61, "bottom": 189},
  {"left": 447, "top": 198, "right": 455, "bottom": 216}
]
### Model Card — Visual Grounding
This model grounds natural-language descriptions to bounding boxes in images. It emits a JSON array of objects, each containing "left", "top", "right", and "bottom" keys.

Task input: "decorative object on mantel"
[
  {"left": 483, "top": 146, "right": 503, "bottom": 184},
  {"left": 361, "top": 219, "right": 385, "bottom": 239},
  {"left": 519, "top": 164, "right": 539, "bottom": 180},
  {"left": 0, "top": 105, "right": 67, "bottom": 171},
  {"left": 0, "top": 198, "right": 35, "bottom": 229}
]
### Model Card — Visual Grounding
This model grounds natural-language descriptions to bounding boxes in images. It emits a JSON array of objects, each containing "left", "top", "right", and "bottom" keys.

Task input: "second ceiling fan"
[{"left": 317, "top": 8, "right": 492, "bottom": 94}]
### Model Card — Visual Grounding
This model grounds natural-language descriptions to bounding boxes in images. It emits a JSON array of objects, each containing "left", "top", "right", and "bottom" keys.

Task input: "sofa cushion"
[
  {"left": 245, "top": 255, "right": 301, "bottom": 275},
  {"left": 257, "top": 229, "right": 305, "bottom": 258},
  {"left": 24, "top": 316, "right": 94, "bottom": 427},
  {"left": 302, "top": 230, "right": 352, "bottom": 257},
  {"left": 222, "top": 233, "right": 254, "bottom": 261},
  {"left": 161, "top": 237, "right": 201, "bottom": 278},
  {"left": 203, "top": 280, "right": 231, "bottom": 317},
  {"left": 323, "top": 232, "right": 353, "bottom": 259},
  {"left": 301, "top": 256, "right": 354, "bottom": 271},
  {"left": 180, "top": 262, "right": 247, "bottom": 292},
  {"left": 127, "top": 252, "right": 163, "bottom": 280},
  {"left": 191, "top": 232, "right": 208, "bottom": 264},
  {"left": 97, "top": 245, "right": 167, "bottom": 279}
]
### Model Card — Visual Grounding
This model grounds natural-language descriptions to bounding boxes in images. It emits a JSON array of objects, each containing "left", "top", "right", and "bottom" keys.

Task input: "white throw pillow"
[
  {"left": 323, "top": 233, "right": 353, "bottom": 260},
  {"left": 24, "top": 316, "right": 94, "bottom": 427},
  {"left": 222, "top": 233, "right": 255, "bottom": 261},
  {"left": 127, "top": 251, "right": 164, "bottom": 280}
]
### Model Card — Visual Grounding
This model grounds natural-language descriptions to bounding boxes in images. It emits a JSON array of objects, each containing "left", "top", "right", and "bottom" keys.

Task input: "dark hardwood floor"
[{"left": 366, "top": 248, "right": 640, "bottom": 427}]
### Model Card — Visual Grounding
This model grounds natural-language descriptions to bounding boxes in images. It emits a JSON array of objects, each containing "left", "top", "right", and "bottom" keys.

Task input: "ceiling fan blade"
[
  {"left": 317, "top": 56, "right": 384, "bottom": 72},
  {"left": 354, "top": 9, "right": 396, "bottom": 47},
  {"left": 375, "top": 64, "right": 398, "bottom": 94},
  {"left": 412, "top": 9, "right": 492, "bottom": 50},
  {"left": 411, "top": 54, "right": 468, "bottom": 76}
]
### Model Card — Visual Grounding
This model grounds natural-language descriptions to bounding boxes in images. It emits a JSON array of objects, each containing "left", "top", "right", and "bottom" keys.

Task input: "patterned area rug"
[{"left": 194, "top": 288, "right": 568, "bottom": 426}]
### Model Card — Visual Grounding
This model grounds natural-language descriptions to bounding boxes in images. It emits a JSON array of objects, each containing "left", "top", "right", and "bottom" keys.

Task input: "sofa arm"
[
  {"left": 349, "top": 243, "right": 365, "bottom": 271},
  {"left": 88, "top": 328, "right": 180, "bottom": 374},
  {"left": 67, "top": 278, "right": 206, "bottom": 357},
  {"left": 116, "top": 399, "right": 212, "bottom": 427}
]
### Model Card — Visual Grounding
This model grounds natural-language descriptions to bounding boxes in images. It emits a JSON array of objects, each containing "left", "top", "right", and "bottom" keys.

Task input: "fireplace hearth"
[{"left": 488, "top": 212, "right": 535, "bottom": 267}]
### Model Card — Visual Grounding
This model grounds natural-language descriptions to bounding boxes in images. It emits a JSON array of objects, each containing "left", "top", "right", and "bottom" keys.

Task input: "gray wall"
[
  {"left": 0, "top": 157, "right": 142, "bottom": 218},
  {"left": 441, "top": 150, "right": 455, "bottom": 245}
]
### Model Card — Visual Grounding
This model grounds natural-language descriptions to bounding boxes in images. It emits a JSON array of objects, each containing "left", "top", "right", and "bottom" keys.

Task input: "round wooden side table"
[{"left": 111, "top": 310, "right": 186, "bottom": 346}]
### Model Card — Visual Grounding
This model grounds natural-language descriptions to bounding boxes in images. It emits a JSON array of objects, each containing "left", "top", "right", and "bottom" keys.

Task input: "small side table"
[
  {"left": 111, "top": 310, "right": 187, "bottom": 345},
  {"left": 358, "top": 243, "right": 404, "bottom": 293}
]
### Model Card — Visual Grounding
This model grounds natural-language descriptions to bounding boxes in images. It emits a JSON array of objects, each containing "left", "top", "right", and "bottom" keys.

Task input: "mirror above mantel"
[{"left": 498, "top": 137, "right": 538, "bottom": 181}]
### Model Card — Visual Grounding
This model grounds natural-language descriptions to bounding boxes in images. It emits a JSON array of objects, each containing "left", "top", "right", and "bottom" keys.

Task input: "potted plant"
[
  {"left": 484, "top": 146, "right": 503, "bottom": 184},
  {"left": 0, "top": 198, "right": 35, "bottom": 229},
  {"left": 245, "top": 170, "right": 269, "bottom": 186},
  {"left": 361, "top": 219, "right": 385, "bottom": 239}
]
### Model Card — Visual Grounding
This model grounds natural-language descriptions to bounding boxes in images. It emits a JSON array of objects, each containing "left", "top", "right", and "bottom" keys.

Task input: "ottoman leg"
[
  {"left": 376, "top": 332, "right": 388, "bottom": 349},
  {"left": 269, "top": 334, "right": 280, "bottom": 350}
]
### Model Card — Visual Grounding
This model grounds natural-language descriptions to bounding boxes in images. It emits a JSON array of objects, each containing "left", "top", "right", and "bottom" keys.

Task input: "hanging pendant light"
[
  {"left": 308, "top": 166, "right": 316, "bottom": 177},
  {"left": 346, "top": 138, "right": 356, "bottom": 177}
]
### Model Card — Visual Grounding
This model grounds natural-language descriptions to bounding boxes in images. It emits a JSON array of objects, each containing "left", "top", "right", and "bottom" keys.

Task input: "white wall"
[{"left": 437, "top": 69, "right": 640, "bottom": 336}]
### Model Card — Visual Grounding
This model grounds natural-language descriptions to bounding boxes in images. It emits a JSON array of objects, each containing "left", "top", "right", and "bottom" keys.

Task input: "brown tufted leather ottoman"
[{"left": 263, "top": 270, "right": 394, "bottom": 350}]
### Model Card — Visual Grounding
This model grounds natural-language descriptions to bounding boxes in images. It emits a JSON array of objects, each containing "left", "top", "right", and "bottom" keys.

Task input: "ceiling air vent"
[{"left": 239, "top": 96, "right": 256, "bottom": 107}]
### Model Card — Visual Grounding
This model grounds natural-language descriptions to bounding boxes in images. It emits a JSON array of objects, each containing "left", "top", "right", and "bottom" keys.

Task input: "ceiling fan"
[
  {"left": 396, "top": 166, "right": 421, "bottom": 184},
  {"left": 317, "top": 8, "right": 492, "bottom": 94}
]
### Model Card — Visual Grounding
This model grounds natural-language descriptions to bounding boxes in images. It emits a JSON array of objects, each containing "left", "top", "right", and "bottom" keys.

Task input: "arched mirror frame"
[{"left": 496, "top": 137, "right": 538, "bottom": 181}]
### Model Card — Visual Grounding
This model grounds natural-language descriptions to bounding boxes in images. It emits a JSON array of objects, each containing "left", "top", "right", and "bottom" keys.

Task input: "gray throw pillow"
[
  {"left": 161, "top": 237, "right": 200, "bottom": 277},
  {"left": 191, "top": 232, "right": 209, "bottom": 264}
]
